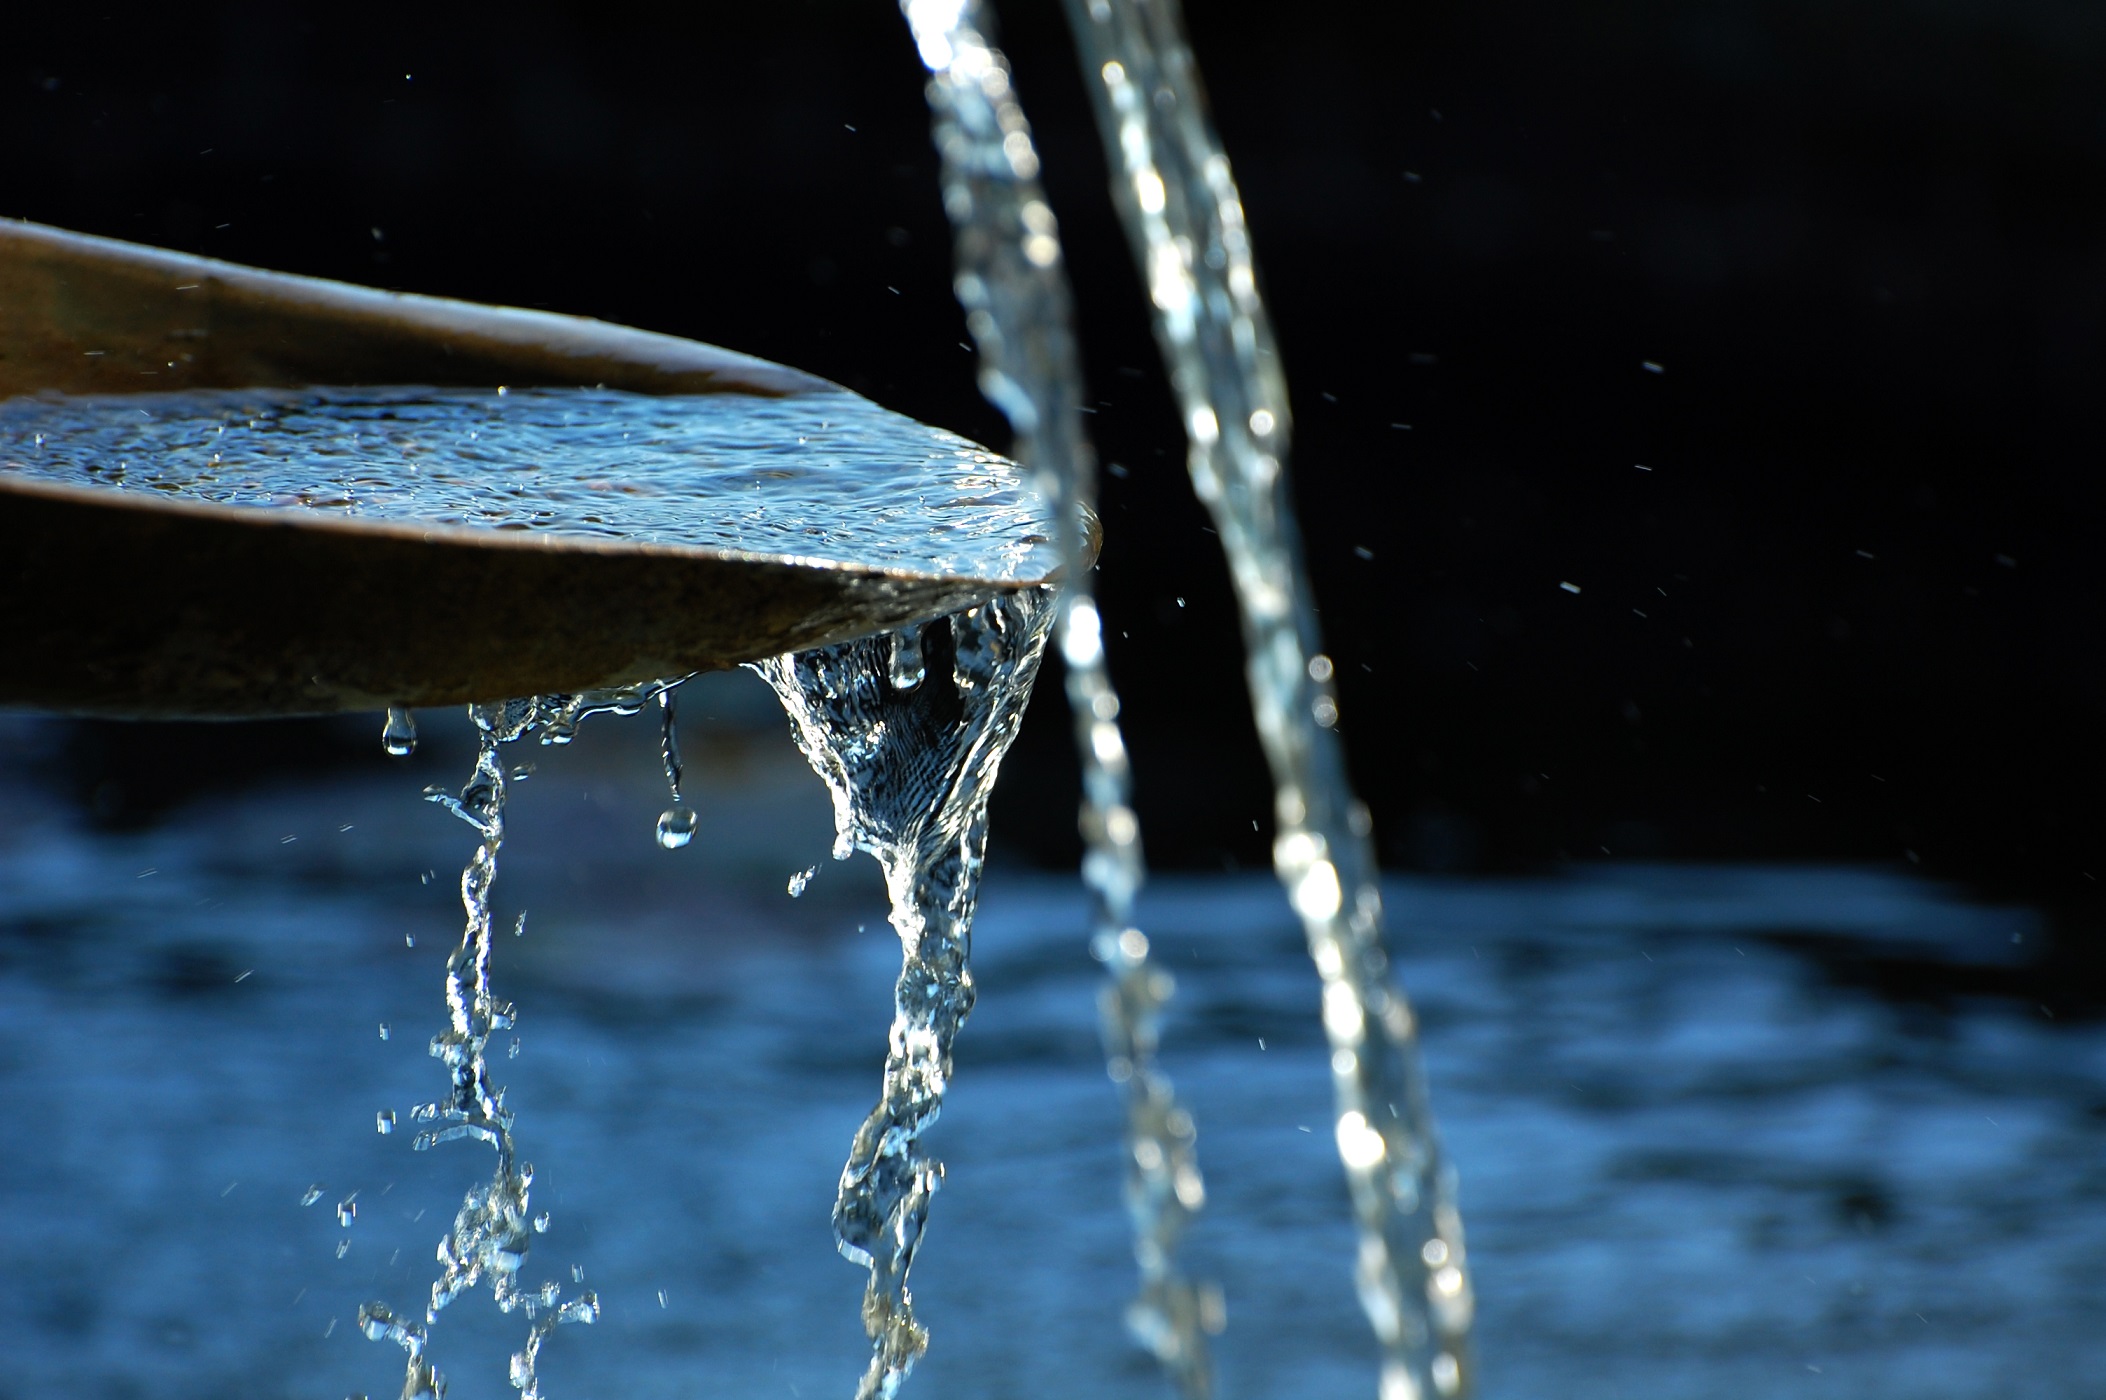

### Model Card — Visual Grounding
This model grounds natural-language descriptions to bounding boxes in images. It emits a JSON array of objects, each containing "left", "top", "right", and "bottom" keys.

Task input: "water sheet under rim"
[{"left": 0, "top": 221, "right": 1076, "bottom": 720}]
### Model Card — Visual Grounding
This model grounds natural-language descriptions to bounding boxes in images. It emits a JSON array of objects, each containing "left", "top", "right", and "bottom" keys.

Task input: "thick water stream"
[
  {"left": 900, "top": 1, "right": 1469, "bottom": 1395},
  {"left": 750, "top": 594, "right": 1055, "bottom": 1399}
]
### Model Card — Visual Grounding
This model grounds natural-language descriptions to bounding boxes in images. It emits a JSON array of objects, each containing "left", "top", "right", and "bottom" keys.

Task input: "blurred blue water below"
[{"left": 1, "top": 700, "right": 2102, "bottom": 1400}]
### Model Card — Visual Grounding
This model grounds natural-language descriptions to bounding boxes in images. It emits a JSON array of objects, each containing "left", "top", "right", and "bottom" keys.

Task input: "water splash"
[
  {"left": 1064, "top": 2, "right": 1474, "bottom": 1392},
  {"left": 360, "top": 696, "right": 636, "bottom": 1400},
  {"left": 899, "top": 1, "right": 1218, "bottom": 1392},
  {"left": 750, "top": 587, "right": 1056, "bottom": 1400}
]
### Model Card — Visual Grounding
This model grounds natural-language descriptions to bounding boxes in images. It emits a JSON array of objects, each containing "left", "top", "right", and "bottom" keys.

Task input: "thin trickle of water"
[
  {"left": 749, "top": 588, "right": 1056, "bottom": 1400},
  {"left": 655, "top": 689, "right": 698, "bottom": 850},
  {"left": 360, "top": 696, "right": 626, "bottom": 1400},
  {"left": 1064, "top": 2, "right": 1474, "bottom": 1393},
  {"left": 899, "top": 2, "right": 1217, "bottom": 1392},
  {"left": 382, "top": 706, "right": 418, "bottom": 758}
]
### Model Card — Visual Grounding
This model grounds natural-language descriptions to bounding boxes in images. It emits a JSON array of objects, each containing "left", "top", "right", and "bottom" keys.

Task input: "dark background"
[{"left": 5, "top": 2, "right": 2104, "bottom": 912}]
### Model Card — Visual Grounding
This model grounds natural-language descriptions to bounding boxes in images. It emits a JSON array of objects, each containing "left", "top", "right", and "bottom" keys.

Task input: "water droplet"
[
  {"left": 788, "top": 864, "right": 819, "bottom": 898},
  {"left": 533, "top": 1211, "right": 551, "bottom": 1233},
  {"left": 300, "top": 1185, "right": 324, "bottom": 1207},
  {"left": 356, "top": 1302, "right": 391, "bottom": 1340},
  {"left": 888, "top": 625, "right": 927, "bottom": 692},
  {"left": 655, "top": 806, "right": 698, "bottom": 849},
  {"left": 375, "top": 1110, "right": 397, "bottom": 1135},
  {"left": 337, "top": 1198, "right": 358, "bottom": 1227},
  {"left": 378, "top": 1022, "right": 390, "bottom": 1041},
  {"left": 336, "top": 1239, "right": 351, "bottom": 1259},
  {"left": 381, "top": 706, "right": 417, "bottom": 757}
]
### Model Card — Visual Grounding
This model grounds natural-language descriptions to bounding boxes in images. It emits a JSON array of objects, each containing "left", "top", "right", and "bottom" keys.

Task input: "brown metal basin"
[{"left": 0, "top": 221, "right": 1059, "bottom": 720}]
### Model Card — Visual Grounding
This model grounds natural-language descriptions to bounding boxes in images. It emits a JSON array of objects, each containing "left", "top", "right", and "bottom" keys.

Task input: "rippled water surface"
[
  {"left": 1, "top": 695, "right": 2101, "bottom": 1399},
  {"left": 0, "top": 386, "right": 1058, "bottom": 580}
]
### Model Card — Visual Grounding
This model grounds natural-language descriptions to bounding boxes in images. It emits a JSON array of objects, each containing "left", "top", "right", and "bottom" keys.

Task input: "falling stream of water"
[
  {"left": 902, "top": 1, "right": 1475, "bottom": 1396},
  {"left": 1067, "top": 5, "right": 1475, "bottom": 1395},
  {"left": 897, "top": 2, "right": 1218, "bottom": 1393},
  {"left": 750, "top": 593, "right": 1056, "bottom": 1400},
  {"left": 355, "top": 681, "right": 701, "bottom": 1400}
]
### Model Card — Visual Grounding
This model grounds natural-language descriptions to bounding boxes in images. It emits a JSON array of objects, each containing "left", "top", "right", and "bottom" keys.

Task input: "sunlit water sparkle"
[{"left": 0, "top": 385, "right": 1059, "bottom": 581}]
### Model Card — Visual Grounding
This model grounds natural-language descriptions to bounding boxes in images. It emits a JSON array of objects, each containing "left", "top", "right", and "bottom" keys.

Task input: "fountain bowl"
[{"left": 0, "top": 220, "right": 1070, "bottom": 720}]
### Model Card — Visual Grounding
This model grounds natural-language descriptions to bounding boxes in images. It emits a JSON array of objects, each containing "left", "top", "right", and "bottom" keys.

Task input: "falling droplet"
[
  {"left": 655, "top": 807, "right": 698, "bottom": 849},
  {"left": 788, "top": 864, "right": 819, "bottom": 898},
  {"left": 300, "top": 1185, "right": 325, "bottom": 1207},
  {"left": 337, "top": 1198, "right": 358, "bottom": 1227},
  {"left": 533, "top": 1211, "right": 551, "bottom": 1233},
  {"left": 336, "top": 1239, "right": 351, "bottom": 1259},
  {"left": 382, "top": 706, "right": 417, "bottom": 757},
  {"left": 357, "top": 1302, "right": 391, "bottom": 1341},
  {"left": 378, "top": 1022, "right": 390, "bottom": 1041},
  {"left": 650, "top": 687, "right": 700, "bottom": 850},
  {"left": 888, "top": 624, "right": 927, "bottom": 692},
  {"left": 376, "top": 1110, "right": 397, "bottom": 1135}
]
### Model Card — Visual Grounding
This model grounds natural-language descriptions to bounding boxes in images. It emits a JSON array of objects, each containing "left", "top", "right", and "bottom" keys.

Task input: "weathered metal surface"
[{"left": 0, "top": 221, "right": 1063, "bottom": 720}]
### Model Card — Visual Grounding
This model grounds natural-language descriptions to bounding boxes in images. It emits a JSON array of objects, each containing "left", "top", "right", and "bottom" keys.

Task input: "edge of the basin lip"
[
  {"left": 2, "top": 217, "right": 842, "bottom": 399},
  {"left": 0, "top": 471, "right": 1074, "bottom": 593}
]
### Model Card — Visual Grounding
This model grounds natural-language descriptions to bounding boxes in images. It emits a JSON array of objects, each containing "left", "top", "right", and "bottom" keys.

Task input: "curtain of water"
[
  {"left": 1060, "top": 4, "right": 1475, "bottom": 1397},
  {"left": 896, "top": 2, "right": 1219, "bottom": 1394},
  {"left": 749, "top": 592, "right": 1055, "bottom": 1400}
]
